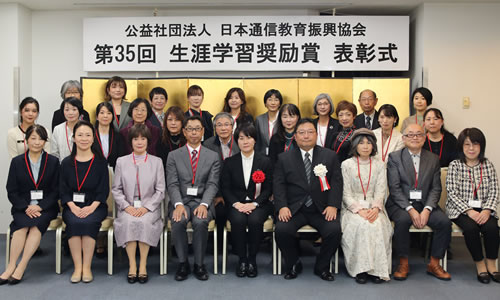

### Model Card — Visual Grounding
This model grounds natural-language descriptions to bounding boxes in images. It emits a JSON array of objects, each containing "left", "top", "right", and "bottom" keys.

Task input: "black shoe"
[
  {"left": 247, "top": 263, "right": 258, "bottom": 278},
  {"left": 284, "top": 270, "right": 298, "bottom": 280},
  {"left": 175, "top": 262, "right": 191, "bottom": 281},
  {"left": 138, "top": 274, "right": 148, "bottom": 284},
  {"left": 355, "top": 272, "right": 368, "bottom": 284},
  {"left": 370, "top": 275, "right": 384, "bottom": 284},
  {"left": 127, "top": 273, "right": 138, "bottom": 284},
  {"left": 0, "top": 277, "right": 9, "bottom": 285},
  {"left": 236, "top": 262, "right": 247, "bottom": 277},
  {"left": 193, "top": 264, "right": 209, "bottom": 281},
  {"left": 488, "top": 271, "right": 500, "bottom": 283},
  {"left": 8, "top": 276, "right": 22, "bottom": 285},
  {"left": 293, "top": 261, "right": 303, "bottom": 274},
  {"left": 95, "top": 247, "right": 106, "bottom": 259},
  {"left": 477, "top": 272, "right": 490, "bottom": 284},
  {"left": 315, "top": 270, "right": 335, "bottom": 281}
]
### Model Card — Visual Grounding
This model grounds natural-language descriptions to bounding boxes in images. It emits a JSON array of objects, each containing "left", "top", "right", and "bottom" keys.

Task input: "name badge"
[
  {"left": 73, "top": 193, "right": 85, "bottom": 203},
  {"left": 31, "top": 190, "right": 43, "bottom": 200},
  {"left": 187, "top": 186, "right": 198, "bottom": 196},
  {"left": 133, "top": 200, "right": 142, "bottom": 208},
  {"left": 469, "top": 199, "right": 482, "bottom": 208},
  {"left": 409, "top": 189, "right": 422, "bottom": 200}
]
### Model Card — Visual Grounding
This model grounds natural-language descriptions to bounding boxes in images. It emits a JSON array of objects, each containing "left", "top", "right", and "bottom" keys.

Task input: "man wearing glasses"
[
  {"left": 386, "top": 123, "right": 452, "bottom": 281},
  {"left": 167, "top": 115, "right": 220, "bottom": 281}
]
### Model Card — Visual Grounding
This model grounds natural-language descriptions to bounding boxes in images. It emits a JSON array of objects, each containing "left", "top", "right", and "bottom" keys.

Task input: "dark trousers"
[
  {"left": 275, "top": 207, "right": 341, "bottom": 273},
  {"left": 228, "top": 203, "right": 272, "bottom": 264},
  {"left": 215, "top": 202, "right": 228, "bottom": 247},
  {"left": 389, "top": 201, "right": 451, "bottom": 259},
  {"left": 453, "top": 213, "right": 499, "bottom": 261}
]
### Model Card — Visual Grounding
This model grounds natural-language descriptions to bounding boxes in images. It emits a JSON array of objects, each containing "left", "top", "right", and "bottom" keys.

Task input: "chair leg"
[
  {"left": 160, "top": 230, "right": 164, "bottom": 275},
  {"left": 276, "top": 231, "right": 282, "bottom": 275},
  {"left": 222, "top": 227, "right": 227, "bottom": 275},
  {"left": 5, "top": 227, "right": 10, "bottom": 268},
  {"left": 56, "top": 226, "right": 62, "bottom": 274},
  {"left": 213, "top": 226, "right": 218, "bottom": 275},
  {"left": 335, "top": 249, "right": 339, "bottom": 274},
  {"left": 442, "top": 250, "right": 448, "bottom": 271},
  {"left": 272, "top": 230, "right": 277, "bottom": 275},
  {"left": 107, "top": 228, "right": 113, "bottom": 275},
  {"left": 164, "top": 229, "right": 168, "bottom": 275}
]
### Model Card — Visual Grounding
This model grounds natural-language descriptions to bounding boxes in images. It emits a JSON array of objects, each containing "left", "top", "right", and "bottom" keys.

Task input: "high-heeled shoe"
[
  {"left": 8, "top": 276, "right": 22, "bottom": 285},
  {"left": 127, "top": 273, "right": 138, "bottom": 284},
  {"left": 0, "top": 277, "right": 9, "bottom": 285},
  {"left": 488, "top": 271, "right": 500, "bottom": 283},
  {"left": 138, "top": 274, "right": 148, "bottom": 284}
]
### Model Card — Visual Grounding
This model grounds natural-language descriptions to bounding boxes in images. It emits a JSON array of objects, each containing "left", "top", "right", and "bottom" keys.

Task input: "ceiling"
[{"left": 2, "top": 0, "right": 500, "bottom": 14}]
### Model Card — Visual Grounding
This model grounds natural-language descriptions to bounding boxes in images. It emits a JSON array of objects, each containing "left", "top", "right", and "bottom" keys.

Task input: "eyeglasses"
[
  {"left": 296, "top": 130, "right": 316, "bottom": 136},
  {"left": 215, "top": 123, "right": 232, "bottom": 128},
  {"left": 403, "top": 133, "right": 425, "bottom": 139},
  {"left": 184, "top": 127, "right": 203, "bottom": 132}
]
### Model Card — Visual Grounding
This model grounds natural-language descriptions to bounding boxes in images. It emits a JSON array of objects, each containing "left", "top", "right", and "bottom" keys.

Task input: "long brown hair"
[
  {"left": 223, "top": 87, "right": 249, "bottom": 121},
  {"left": 162, "top": 106, "right": 186, "bottom": 146}
]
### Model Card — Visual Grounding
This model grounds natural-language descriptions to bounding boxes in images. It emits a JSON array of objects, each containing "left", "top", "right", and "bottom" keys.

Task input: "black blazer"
[
  {"left": 354, "top": 111, "right": 380, "bottom": 130},
  {"left": 312, "top": 117, "right": 340, "bottom": 148},
  {"left": 94, "top": 129, "right": 123, "bottom": 169},
  {"left": 273, "top": 146, "right": 343, "bottom": 215},
  {"left": 268, "top": 134, "right": 297, "bottom": 164},
  {"left": 221, "top": 152, "right": 273, "bottom": 206},
  {"left": 6, "top": 152, "right": 60, "bottom": 213},
  {"left": 51, "top": 108, "right": 90, "bottom": 132},
  {"left": 185, "top": 110, "right": 214, "bottom": 141},
  {"left": 148, "top": 114, "right": 164, "bottom": 135},
  {"left": 203, "top": 135, "right": 240, "bottom": 197}
]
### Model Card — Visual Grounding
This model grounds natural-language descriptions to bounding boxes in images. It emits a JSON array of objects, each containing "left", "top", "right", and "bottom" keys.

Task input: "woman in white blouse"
[
  {"left": 373, "top": 104, "right": 404, "bottom": 164},
  {"left": 51, "top": 98, "right": 83, "bottom": 162}
]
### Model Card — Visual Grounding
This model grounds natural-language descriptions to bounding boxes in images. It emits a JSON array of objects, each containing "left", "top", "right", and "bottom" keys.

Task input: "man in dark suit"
[
  {"left": 167, "top": 115, "right": 220, "bottom": 281},
  {"left": 386, "top": 123, "right": 451, "bottom": 281},
  {"left": 274, "top": 118, "right": 343, "bottom": 281},
  {"left": 353, "top": 89, "right": 380, "bottom": 130}
]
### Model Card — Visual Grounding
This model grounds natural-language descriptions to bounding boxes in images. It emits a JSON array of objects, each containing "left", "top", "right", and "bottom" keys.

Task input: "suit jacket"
[
  {"left": 273, "top": 146, "right": 343, "bottom": 215},
  {"left": 112, "top": 154, "right": 165, "bottom": 213},
  {"left": 255, "top": 112, "right": 278, "bottom": 155},
  {"left": 221, "top": 152, "right": 273, "bottom": 206},
  {"left": 113, "top": 101, "right": 132, "bottom": 132},
  {"left": 166, "top": 145, "right": 220, "bottom": 207},
  {"left": 354, "top": 110, "right": 380, "bottom": 130},
  {"left": 94, "top": 129, "right": 123, "bottom": 169},
  {"left": 312, "top": 117, "right": 340, "bottom": 148},
  {"left": 203, "top": 135, "right": 240, "bottom": 197},
  {"left": 268, "top": 134, "right": 297, "bottom": 164},
  {"left": 386, "top": 148, "right": 442, "bottom": 213}
]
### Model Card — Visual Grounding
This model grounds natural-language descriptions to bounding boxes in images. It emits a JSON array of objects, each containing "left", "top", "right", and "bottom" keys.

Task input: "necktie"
[
  {"left": 191, "top": 149, "right": 198, "bottom": 171},
  {"left": 365, "top": 116, "right": 371, "bottom": 129},
  {"left": 304, "top": 152, "right": 313, "bottom": 207}
]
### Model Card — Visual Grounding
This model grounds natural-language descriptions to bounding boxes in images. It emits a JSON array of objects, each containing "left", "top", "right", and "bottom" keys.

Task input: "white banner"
[{"left": 83, "top": 16, "right": 408, "bottom": 72}]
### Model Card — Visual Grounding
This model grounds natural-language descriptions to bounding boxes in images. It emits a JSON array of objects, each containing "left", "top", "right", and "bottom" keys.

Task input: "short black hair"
[
  {"left": 94, "top": 102, "right": 116, "bottom": 133},
  {"left": 378, "top": 104, "right": 400, "bottom": 127},
  {"left": 25, "top": 124, "right": 48, "bottom": 142},
  {"left": 412, "top": 87, "right": 433, "bottom": 106},
  {"left": 149, "top": 87, "right": 168, "bottom": 101},
  {"left": 19, "top": 97, "right": 40, "bottom": 123},
  {"left": 70, "top": 120, "right": 104, "bottom": 160},
  {"left": 128, "top": 123, "right": 152, "bottom": 147},
  {"left": 127, "top": 98, "right": 153, "bottom": 120},
  {"left": 457, "top": 128, "right": 486, "bottom": 163},
  {"left": 263, "top": 89, "right": 283, "bottom": 106},
  {"left": 60, "top": 97, "right": 83, "bottom": 116},
  {"left": 183, "top": 115, "right": 203, "bottom": 128},
  {"left": 295, "top": 118, "right": 316, "bottom": 133},
  {"left": 234, "top": 123, "right": 258, "bottom": 142}
]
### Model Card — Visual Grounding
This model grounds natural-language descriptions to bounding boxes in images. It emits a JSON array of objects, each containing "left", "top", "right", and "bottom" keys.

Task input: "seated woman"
[
  {"left": 60, "top": 121, "right": 109, "bottom": 283},
  {"left": 332, "top": 100, "right": 357, "bottom": 163},
  {"left": 157, "top": 106, "right": 186, "bottom": 166},
  {"left": 423, "top": 108, "right": 458, "bottom": 167},
  {"left": 446, "top": 128, "right": 499, "bottom": 284},
  {"left": 8, "top": 97, "right": 50, "bottom": 158},
  {"left": 119, "top": 98, "right": 161, "bottom": 156},
  {"left": 51, "top": 97, "right": 83, "bottom": 162},
  {"left": 221, "top": 124, "right": 273, "bottom": 278},
  {"left": 312, "top": 93, "right": 340, "bottom": 148},
  {"left": 223, "top": 87, "right": 254, "bottom": 132},
  {"left": 94, "top": 102, "right": 123, "bottom": 169},
  {"left": 255, "top": 89, "right": 282, "bottom": 155},
  {"left": 52, "top": 80, "right": 90, "bottom": 131},
  {"left": 268, "top": 104, "right": 300, "bottom": 164},
  {"left": 372, "top": 104, "right": 405, "bottom": 163},
  {"left": 1, "top": 125, "right": 59, "bottom": 285},
  {"left": 400, "top": 87, "right": 432, "bottom": 133},
  {"left": 341, "top": 128, "right": 393, "bottom": 284},
  {"left": 112, "top": 124, "right": 165, "bottom": 284}
]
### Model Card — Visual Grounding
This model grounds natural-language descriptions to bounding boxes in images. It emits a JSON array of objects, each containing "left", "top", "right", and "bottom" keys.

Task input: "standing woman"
[
  {"left": 8, "top": 97, "right": 50, "bottom": 158},
  {"left": 268, "top": 104, "right": 301, "bottom": 164},
  {"left": 52, "top": 80, "right": 90, "bottom": 131},
  {"left": 312, "top": 93, "right": 340, "bottom": 148},
  {"left": 423, "top": 108, "right": 458, "bottom": 167},
  {"left": 372, "top": 104, "right": 405, "bottom": 164},
  {"left": 223, "top": 87, "right": 254, "bottom": 132},
  {"left": 340, "top": 129, "right": 393, "bottom": 284},
  {"left": 105, "top": 76, "right": 131, "bottom": 132},
  {"left": 119, "top": 98, "right": 161, "bottom": 156},
  {"left": 446, "top": 128, "right": 499, "bottom": 284},
  {"left": 332, "top": 100, "right": 357, "bottom": 163},
  {"left": 400, "top": 87, "right": 432, "bottom": 133},
  {"left": 255, "top": 89, "right": 282, "bottom": 155},
  {"left": 221, "top": 124, "right": 273, "bottom": 278},
  {"left": 1, "top": 125, "right": 59, "bottom": 285},
  {"left": 112, "top": 124, "right": 165, "bottom": 284},
  {"left": 157, "top": 106, "right": 186, "bottom": 166},
  {"left": 94, "top": 102, "right": 122, "bottom": 169},
  {"left": 60, "top": 121, "right": 109, "bottom": 283},
  {"left": 51, "top": 97, "right": 83, "bottom": 163}
]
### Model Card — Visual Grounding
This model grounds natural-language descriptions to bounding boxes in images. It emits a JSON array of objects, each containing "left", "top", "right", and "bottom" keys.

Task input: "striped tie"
[
  {"left": 304, "top": 152, "right": 313, "bottom": 207},
  {"left": 191, "top": 149, "right": 198, "bottom": 170}
]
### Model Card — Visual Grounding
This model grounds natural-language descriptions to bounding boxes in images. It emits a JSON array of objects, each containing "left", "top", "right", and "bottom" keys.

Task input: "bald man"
[
  {"left": 354, "top": 89, "right": 380, "bottom": 130},
  {"left": 386, "top": 124, "right": 451, "bottom": 281}
]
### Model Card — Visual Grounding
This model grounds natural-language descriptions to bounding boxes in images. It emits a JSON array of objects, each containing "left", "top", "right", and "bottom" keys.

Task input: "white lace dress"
[{"left": 341, "top": 157, "right": 393, "bottom": 280}]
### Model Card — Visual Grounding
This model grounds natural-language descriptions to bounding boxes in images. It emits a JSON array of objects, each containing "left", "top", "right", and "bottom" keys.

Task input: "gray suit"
[
  {"left": 166, "top": 145, "right": 220, "bottom": 265},
  {"left": 255, "top": 112, "right": 278, "bottom": 155},
  {"left": 112, "top": 100, "right": 132, "bottom": 132},
  {"left": 386, "top": 148, "right": 451, "bottom": 258}
]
